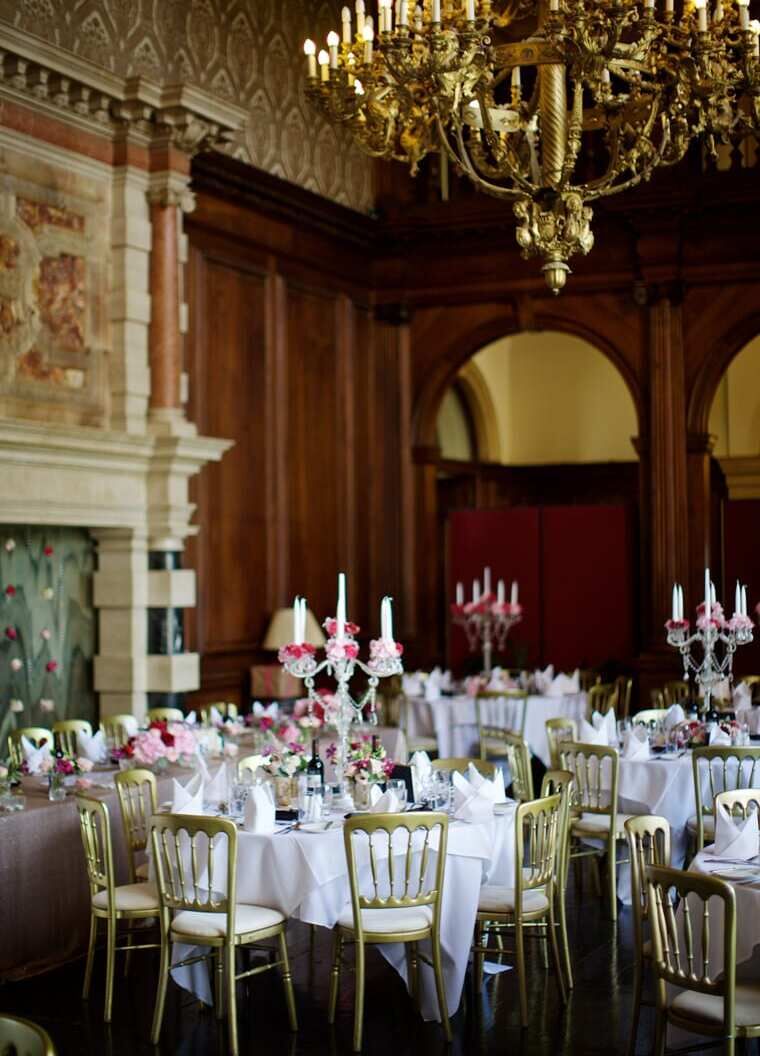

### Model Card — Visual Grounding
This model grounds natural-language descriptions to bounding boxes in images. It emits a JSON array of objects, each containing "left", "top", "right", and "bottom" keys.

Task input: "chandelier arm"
[
  {"left": 438, "top": 113, "right": 525, "bottom": 198},
  {"left": 579, "top": 92, "right": 667, "bottom": 197}
]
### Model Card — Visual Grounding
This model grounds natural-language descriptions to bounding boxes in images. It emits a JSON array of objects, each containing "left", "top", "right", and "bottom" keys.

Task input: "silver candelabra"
[
  {"left": 451, "top": 598, "right": 523, "bottom": 676},
  {"left": 665, "top": 571, "right": 753, "bottom": 716}
]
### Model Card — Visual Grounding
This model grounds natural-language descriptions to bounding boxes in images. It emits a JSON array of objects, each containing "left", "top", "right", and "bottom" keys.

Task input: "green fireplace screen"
[{"left": 0, "top": 525, "right": 95, "bottom": 748}]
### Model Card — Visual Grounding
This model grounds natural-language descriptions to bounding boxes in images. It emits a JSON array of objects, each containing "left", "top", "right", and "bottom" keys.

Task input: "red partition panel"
[
  {"left": 447, "top": 508, "right": 541, "bottom": 673},
  {"left": 725, "top": 499, "right": 760, "bottom": 677},
  {"left": 541, "top": 505, "right": 635, "bottom": 672}
]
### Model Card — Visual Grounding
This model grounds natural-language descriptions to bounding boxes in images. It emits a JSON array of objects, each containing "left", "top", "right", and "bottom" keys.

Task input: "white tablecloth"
[
  {"left": 406, "top": 692, "right": 587, "bottom": 767},
  {"left": 168, "top": 806, "right": 516, "bottom": 1021}
]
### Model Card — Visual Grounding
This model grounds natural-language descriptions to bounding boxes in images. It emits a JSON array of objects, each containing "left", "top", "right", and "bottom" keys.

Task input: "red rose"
[
  {"left": 5, "top": 626, "right": 17, "bottom": 640},
  {"left": 344, "top": 642, "right": 359, "bottom": 659},
  {"left": 5, "top": 585, "right": 15, "bottom": 596},
  {"left": 46, "top": 660, "right": 58, "bottom": 672},
  {"left": 260, "top": 716, "right": 274, "bottom": 731},
  {"left": 160, "top": 730, "right": 175, "bottom": 747},
  {"left": 43, "top": 545, "right": 54, "bottom": 557}
]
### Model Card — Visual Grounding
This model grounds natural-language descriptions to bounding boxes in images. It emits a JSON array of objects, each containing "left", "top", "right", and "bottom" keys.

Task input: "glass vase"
[
  {"left": 273, "top": 775, "right": 296, "bottom": 808},
  {"left": 48, "top": 772, "right": 66, "bottom": 802}
]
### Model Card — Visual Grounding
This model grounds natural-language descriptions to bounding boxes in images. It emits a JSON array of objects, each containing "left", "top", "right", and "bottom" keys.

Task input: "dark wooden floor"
[{"left": 0, "top": 885, "right": 746, "bottom": 1055}]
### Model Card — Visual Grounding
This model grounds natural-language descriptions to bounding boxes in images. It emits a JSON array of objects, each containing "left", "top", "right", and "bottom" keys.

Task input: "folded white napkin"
[
  {"left": 21, "top": 734, "right": 51, "bottom": 774},
  {"left": 252, "top": 701, "right": 279, "bottom": 719},
  {"left": 410, "top": 750, "right": 431, "bottom": 802},
  {"left": 172, "top": 772, "right": 204, "bottom": 814},
  {"left": 592, "top": 710, "right": 617, "bottom": 744},
  {"left": 579, "top": 718, "right": 610, "bottom": 747},
  {"left": 205, "top": 765, "right": 228, "bottom": 806},
  {"left": 402, "top": 672, "right": 424, "bottom": 697},
  {"left": 452, "top": 772, "right": 494, "bottom": 821},
  {"left": 243, "top": 784, "right": 276, "bottom": 834},
  {"left": 424, "top": 667, "right": 442, "bottom": 703},
  {"left": 76, "top": 729, "right": 108, "bottom": 764},
  {"left": 466, "top": 762, "right": 507, "bottom": 802},
  {"left": 208, "top": 705, "right": 223, "bottom": 727},
  {"left": 663, "top": 704, "right": 686, "bottom": 731},
  {"left": 713, "top": 801, "right": 759, "bottom": 860},
  {"left": 534, "top": 664, "right": 555, "bottom": 695},
  {"left": 369, "top": 785, "right": 402, "bottom": 813},
  {"left": 734, "top": 682, "right": 753, "bottom": 712},
  {"left": 622, "top": 726, "right": 651, "bottom": 761},
  {"left": 185, "top": 711, "right": 197, "bottom": 725},
  {"left": 440, "top": 670, "right": 453, "bottom": 692},
  {"left": 548, "top": 671, "right": 580, "bottom": 697},
  {"left": 709, "top": 724, "right": 732, "bottom": 747}
]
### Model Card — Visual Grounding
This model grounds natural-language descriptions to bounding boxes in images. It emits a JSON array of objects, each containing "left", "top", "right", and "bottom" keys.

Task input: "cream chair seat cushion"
[
  {"left": 135, "top": 861, "right": 150, "bottom": 881},
  {"left": 171, "top": 904, "right": 285, "bottom": 940},
  {"left": 477, "top": 885, "right": 549, "bottom": 915},
  {"left": 92, "top": 882, "right": 158, "bottom": 912},
  {"left": 337, "top": 904, "right": 433, "bottom": 935},
  {"left": 671, "top": 982, "right": 760, "bottom": 1028},
  {"left": 571, "top": 812, "right": 636, "bottom": 837},
  {"left": 686, "top": 814, "right": 716, "bottom": 838}
]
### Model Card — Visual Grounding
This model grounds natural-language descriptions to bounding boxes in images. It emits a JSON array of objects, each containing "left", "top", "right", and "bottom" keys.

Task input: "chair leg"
[
  {"left": 226, "top": 941, "right": 238, "bottom": 1056},
  {"left": 104, "top": 915, "right": 116, "bottom": 1023},
  {"left": 548, "top": 903, "right": 567, "bottom": 1006},
  {"left": 724, "top": 1037, "right": 735, "bottom": 1056},
  {"left": 590, "top": 855, "right": 601, "bottom": 897},
  {"left": 278, "top": 929, "right": 298, "bottom": 1031},
  {"left": 408, "top": 942, "right": 420, "bottom": 1009},
  {"left": 214, "top": 947, "right": 224, "bottom": 1019},
  {"left": 151, "top": 921, "right": 170, "bottom": 1045},
  {"left": 515, "top": 920, "right": 528, "bottom": 1028},
  {"left": 123, "top": 921, "right": 133, "bottom": 978},
  {"left": 474, "top": 920, "right": 485, "bottom": 993},
  {"left": 608, "top": 840, "right": 618, "bottom": 923},
  {"left": 431, "top": 933, "right": 452, "bottom": 1043},
  {"left": 556, "top": 886, "right": 573, "bottom": 990},
  {"left": 627, "top": 957, "right": 643, "bottom": 1056},
  {"left": 352, "top": 939, "right": 366, "bottom": 1053},
  {"left": 328, "top": 931, "right": 343, "bottom": 1025},
  {"left": 83, "top": 914, "right": 97, "bottom": 1000},
  {"left": 653, "top": 1010, "right": 666, "bottom": 1056},
  {"left": 539, "top": 924, "right": 549, "bottom": 970}
]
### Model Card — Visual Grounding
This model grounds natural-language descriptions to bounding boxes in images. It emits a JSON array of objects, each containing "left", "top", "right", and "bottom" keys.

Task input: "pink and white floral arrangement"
[
  {"left": 329, "top": 735, "right": 395, "bottom": 785},
  {"left": 112, "top": 720, "right": 197, "bottom": 768}
]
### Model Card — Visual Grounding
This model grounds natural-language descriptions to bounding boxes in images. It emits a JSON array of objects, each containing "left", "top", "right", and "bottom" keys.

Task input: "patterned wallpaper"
[{"left": 0, "top": 0, "right": 375, "bottom": 212}]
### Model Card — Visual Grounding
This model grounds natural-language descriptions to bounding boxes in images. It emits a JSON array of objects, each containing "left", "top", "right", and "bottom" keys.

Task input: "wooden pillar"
[
  {"left": 148, "top": 196, "right": 181, "bottom": 412},
  {"left": 687, "top": 432, "right": 717, "bottom": 608}
]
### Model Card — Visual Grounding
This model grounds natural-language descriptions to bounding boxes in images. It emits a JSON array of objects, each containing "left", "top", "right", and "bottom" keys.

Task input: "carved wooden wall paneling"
[{"left": 0, "top": 0, "right": 373, "bottom": 212}]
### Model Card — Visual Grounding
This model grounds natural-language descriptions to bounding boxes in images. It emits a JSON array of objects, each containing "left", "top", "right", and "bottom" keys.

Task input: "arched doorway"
[{"left": 431, "top": 329, "right": 640, "bottom": 673}]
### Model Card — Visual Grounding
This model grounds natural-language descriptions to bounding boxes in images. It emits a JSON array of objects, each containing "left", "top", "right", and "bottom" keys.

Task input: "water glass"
[
  {"left": 740, "top": 722, "right": 751, "bottom": 746},
  {"left": 432, "top": 770, "right": 451, "bottom": 811},
  {"left": 229, "top": 782, "right": 248, "bottom": 820},
  {"left": 387, "top": 778, "right": 408, "bottom": 810}
]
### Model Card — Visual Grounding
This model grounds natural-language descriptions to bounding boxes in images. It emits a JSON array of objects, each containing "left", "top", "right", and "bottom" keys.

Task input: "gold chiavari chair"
[
  {"left": 624, "top": 815, "right": 672, "bottom": 1056},
  {"left": 150, "top": 814, "right": 297, "bottom": 1056},
  {"left": 690, "top": 746, "right": 760, "bottom": 851},
  {"left": 431, "top": 757, "right": 496, "bottom": 778},
  {"left": 7, "top": 727, "right": 52, "bottom": 768},
  {"left": 328, "top": 812, "right": 451, "bottom": 1052},
  {"left": 587, "top": 682, "right": 619, "bottom": 719},
  {"left": 100, "top": 715, "right": 135, "bottom": 749},
  {"left": 650, "top": 689, "right": 666, "bottom": 709},
  {"left": 76, "top": 796, "right": 160, "bottom": 1022},
  {"left": 560, "top": 743, "right": 633, "bottom": 921},
  {"left": 545, "top": 717, "right": 579, "bottom": 770},
  {"left": 146, "top": 707, "right": 184, "bottom": 723},
  {"left": 114, "top": 769, "right": 158, "bottom": 883},
  {"left": 472, "top": 793, "right": 566, "bottom": 1026},
  {"left": 613, "top": 676, "right": 633, "bottom": 720},
  {"left": 476, "top": 689, "right": 528, "bottom": 746},
  {"left": 540, "top": 769, "right": 575, "bottom": 991},
  {"left": 399, "top": 694, "right": 438, "bottom": 756},
  {"left": 632, "top": 708, "right": 669, "bottom": 727},
  {"left": 715, "top": 787, "right": 760, "bottom": 820},
  {"left": 52, "top": 719, "right": 92, "bottom": 757},
  {"left": 200, "top": 701, "right": 239, "bottom": 725},
  {"left": 646, "top": 863, "right": 760, "bottom": 1055},
  {"left": 478, "top": 730, "right": 533, "bottom": 802},
  {"left": 664, "top": 680, "right": 689, "bottom": 707},
  {"left": 579, "top": 669, "right": 601, "bottom": 692},
  {"left": 0, "top": 1014, "right": 57, "bottom": 1055}
]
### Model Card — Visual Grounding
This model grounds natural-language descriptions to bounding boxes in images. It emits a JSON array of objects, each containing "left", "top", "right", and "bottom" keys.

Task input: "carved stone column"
[
  {"left": 687, "top": 432, "right": 717, "bottom": 610},
  {"left": 147, "top": 173, "right": 196, "bottom": 435}
]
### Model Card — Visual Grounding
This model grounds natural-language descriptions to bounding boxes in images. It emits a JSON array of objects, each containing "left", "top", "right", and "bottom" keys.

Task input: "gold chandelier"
[{"left": 304, "top": 0, "right": 760, "bottom": 292}]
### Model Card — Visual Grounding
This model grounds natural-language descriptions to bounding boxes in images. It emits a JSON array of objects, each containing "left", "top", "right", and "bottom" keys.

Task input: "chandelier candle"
[
  {"left": 452, "top": 571, "right": 522, "bottom": 676},
  {"left": 279, "top": 573, "right": 403, "bottom": 797},
  {"left": 665, "top": 567, "right": 754, "bottom": 716}
]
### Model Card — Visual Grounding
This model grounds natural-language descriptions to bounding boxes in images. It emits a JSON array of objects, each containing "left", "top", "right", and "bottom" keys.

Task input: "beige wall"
[
  {"left": 437, "top": 387, "right": 474, "bottom": 460},
  {"left": 709, "top": 335, "right": 760, "bottom": 456},
  {"left": 448, "top": 331, "right": 638, "bottom": 465}
]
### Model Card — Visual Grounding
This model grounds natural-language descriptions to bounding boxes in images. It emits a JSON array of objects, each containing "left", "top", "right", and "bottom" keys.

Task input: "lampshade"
[{"left": 262, "top": 607, "right": 326, "bottom": 650}]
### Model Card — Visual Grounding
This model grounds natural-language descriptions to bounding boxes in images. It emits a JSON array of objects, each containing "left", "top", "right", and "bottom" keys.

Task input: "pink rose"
[
  {"left": 40, "top": 629, "right": 51, "bottom": 641},
  {"left": 43, "top": 545, "right": 54, "bottom": 557},
  {"left": 45, "top": 660, "right": 58, "bottom": 673},
  {"left": 39, "top": 698, "right": 55, "bottom": 712},
  {"left": 75, "top": 778, "right": 93, "bottom": 791},
  {"left": 4, "top": 539, "right": 15, "bottom": 553},
  {"left": 77, "top": 757, "right": 94, "bottom": 772},
  {"left": 5, "top": 627, "right": 17, "bottom": 640},
  {"left": 5, "top": 585, "right": 15, "bottom": 597}
]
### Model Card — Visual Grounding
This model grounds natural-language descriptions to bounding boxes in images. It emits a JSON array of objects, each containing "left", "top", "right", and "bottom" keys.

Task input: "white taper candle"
[
  {"left": 293, "top": 596, "right": 302, "bottom": 643},
  {"left": 742, "top": 585, "right": 748, "bottom": 616},
  {"left": 497, "top": 579, "right": 505, "bottom": 605},
  {"left": 304, "top": 39, "right": 317, "bottom": 79},
  {"left": 705, "top": 567, "right": 711, "bottom": 622},
  {"left": 337, "top": 572, "right": 346, "bottom": 637},
  {"left": 483, "top": 567, "right": 492, "bottom": 596},
  {"left": 473, "top": 579, "right": 480, "bottom": 603},
  {"left": 456, "top": 582, "right": 464, "bottom": 606},
  {"left": 672, "top": 584, "right": 679, "bottom": 622},
  {"left": 511, "top": 580, "right": 519, "bottom": 606},
  {"left": 356, "top": 0, "right": 366, "bottom": 34}
]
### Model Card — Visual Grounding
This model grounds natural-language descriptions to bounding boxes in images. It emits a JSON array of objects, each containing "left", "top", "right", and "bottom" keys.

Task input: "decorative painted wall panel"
[
  {"left": 0, "top": 147, "right": 109, "bottom": 425},
  {"left": 0, "top": 525, "right": 96, "bottom": 751},
  {"left": 0, "top": 0, "right": 374, "bottom": 212}
]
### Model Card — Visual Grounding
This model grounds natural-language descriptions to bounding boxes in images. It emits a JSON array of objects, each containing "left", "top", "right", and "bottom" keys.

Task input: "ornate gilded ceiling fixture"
[{"left": 303, "top": 0, "right": 760, "bottom": 292}]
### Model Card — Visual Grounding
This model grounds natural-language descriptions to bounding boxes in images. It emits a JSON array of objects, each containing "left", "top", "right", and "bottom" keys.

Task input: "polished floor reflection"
[{"left": 0, "top": 884, "right": 742, "bottom": 1055}]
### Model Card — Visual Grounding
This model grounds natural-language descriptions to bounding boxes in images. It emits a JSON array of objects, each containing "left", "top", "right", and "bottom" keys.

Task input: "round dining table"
[{"left": 168, "top": 804, "right": 517, "bottom": 1022}]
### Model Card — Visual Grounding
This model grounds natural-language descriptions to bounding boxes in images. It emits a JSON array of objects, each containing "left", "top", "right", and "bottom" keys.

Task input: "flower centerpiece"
[
  {"left": 451, "top": 568, "right": 522, "bottom": 676},
  {"left": 258, "top": 721, "right": 309, "bottom": 806},
  {"left": 112, "top": 720, "right": 197, "bottom": 770},
  {"left": 331, "top": 734, "right": 395, "bottom": 809},
  {"left": 22, "top": 750, "right": 82, "bottom": 801},
  {"left": 671, "top": 718, "right": 743, "bottom": 750}
]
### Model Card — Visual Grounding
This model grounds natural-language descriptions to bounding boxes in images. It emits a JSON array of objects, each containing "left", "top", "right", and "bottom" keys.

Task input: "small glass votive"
[{"left": 387, "top": 778, "right": 408, "bottom": 810}]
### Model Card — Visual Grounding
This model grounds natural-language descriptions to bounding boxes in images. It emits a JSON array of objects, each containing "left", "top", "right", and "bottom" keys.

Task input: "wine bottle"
[{"left": 307, "top": 739, "right": 324, "bottom": 791}]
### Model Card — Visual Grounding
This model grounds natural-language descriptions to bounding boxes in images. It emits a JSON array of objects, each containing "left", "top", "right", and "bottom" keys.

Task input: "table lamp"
[{"left": 263, "top": 607, "right": 326, "bottom": 650}]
